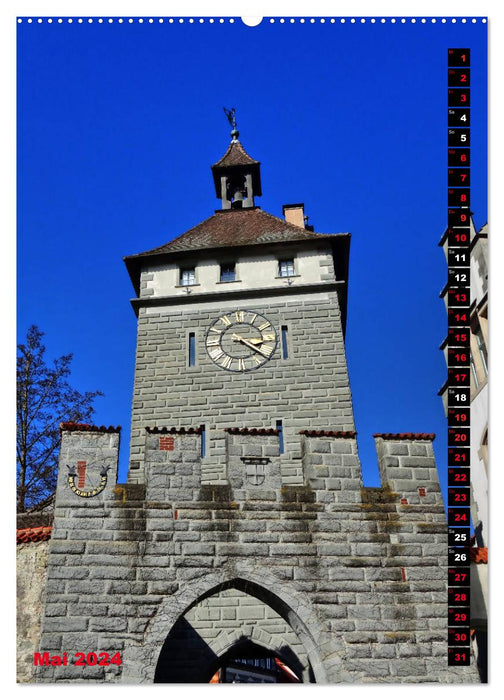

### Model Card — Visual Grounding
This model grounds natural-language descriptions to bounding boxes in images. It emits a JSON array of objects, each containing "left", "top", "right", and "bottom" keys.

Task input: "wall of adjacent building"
[{"left": 17, "top": 540, "right": 50, "bottom": 683}]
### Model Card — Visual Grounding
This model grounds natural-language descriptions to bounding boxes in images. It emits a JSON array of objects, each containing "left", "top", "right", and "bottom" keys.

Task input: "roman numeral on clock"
[
  {"left": 209, "top": 348, "right": 224, "bottom": 361},
  {"left": 220, "top": 355, "right": 233, "bottom": 369}
]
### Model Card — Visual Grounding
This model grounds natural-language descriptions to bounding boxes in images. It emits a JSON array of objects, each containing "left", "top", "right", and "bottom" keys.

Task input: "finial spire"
[{"left": 223, "top": 107, "right": 239, "bottom": 141}]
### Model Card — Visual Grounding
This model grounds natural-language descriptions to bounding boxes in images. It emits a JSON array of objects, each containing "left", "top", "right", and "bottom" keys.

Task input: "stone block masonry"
[
  {"left": 17, "top": 537, "right": 51, "bottom": 682},
  {"left": 127, "top": 292, "right": 355, "bottom": 484},
  {"left": 34, "top": 426, "right": 480, "bottom": 683}
]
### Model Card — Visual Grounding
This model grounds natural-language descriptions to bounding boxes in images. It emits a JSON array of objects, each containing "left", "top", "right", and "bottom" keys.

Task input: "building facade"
[
  {"left": 438, "top": 216, "right": 488, "bottom": 681},
  {"left": 26, "top": 131, "right": 481, "bottom": 683}
]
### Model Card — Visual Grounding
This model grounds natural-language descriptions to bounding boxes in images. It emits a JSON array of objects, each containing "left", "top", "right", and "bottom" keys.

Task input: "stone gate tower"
[{"left": 35, "top": 127, "right": 480, "bottom": 683}]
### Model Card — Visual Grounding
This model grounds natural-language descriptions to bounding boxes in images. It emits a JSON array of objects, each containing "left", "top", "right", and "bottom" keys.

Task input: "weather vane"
[{"left": 223, "top": 107, "right": 239, "bottom": 140}]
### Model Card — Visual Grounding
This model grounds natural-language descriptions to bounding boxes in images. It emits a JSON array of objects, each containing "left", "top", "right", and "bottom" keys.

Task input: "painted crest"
[
  {"left": 245, "top": 462, "right": 266, "bottom": 486},
  {"left": 67, "top": 462, "right": 111, "bottom": 498}
]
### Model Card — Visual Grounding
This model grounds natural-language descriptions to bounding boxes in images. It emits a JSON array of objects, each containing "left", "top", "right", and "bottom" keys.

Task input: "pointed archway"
[{"left": 154, "top": 579, "right": 318, "bottom": 683}]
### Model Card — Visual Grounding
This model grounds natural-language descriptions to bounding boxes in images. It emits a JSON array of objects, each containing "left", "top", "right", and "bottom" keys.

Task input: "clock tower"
[
  {"left": 124, "top": 127, "right": 353, "bottom": 487},
  {"left": 35, "top": 120, "right": 479, "bottom": 684}
]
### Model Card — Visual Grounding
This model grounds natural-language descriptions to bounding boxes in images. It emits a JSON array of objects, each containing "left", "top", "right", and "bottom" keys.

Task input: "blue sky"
[{"left": 17, "top": 15, "right": 487, "bottom": 505}]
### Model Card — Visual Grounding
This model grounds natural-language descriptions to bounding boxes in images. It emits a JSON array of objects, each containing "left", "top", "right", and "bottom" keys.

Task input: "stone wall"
[
  {"left": 128, "top": 291, "right": 354, "bottom": 483},
  {"left": 17, "top": 539, "right": 50, "bottom": 682}
]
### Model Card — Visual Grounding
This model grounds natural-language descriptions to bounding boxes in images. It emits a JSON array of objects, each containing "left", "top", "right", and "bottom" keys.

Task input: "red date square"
[
  {"left": 448, "top": 508, "right": 470, "bottom": 526},
  {"left": 448, "top": 188, "right": 470, "bottom": 207},
  {"left": 448, "top": 149, "right": 470, "bottom": 167},
  {"left": 448, "top": 628, "right": 471, "bottom": 647},
  {"left": 448, "top": 48, "right": 470, "bottom": 67},
  {"left": 448, "top": 648, "right": 471, "bottom": 665},
  {"left": 448, "top": 608, "right": 470, "bottom": 626},
  {"left": 448, "top": 168, "right": 470, "bottom": 187},
  {"left": 448, "top": 407, "right": 470, "bottom": 425},
  {"left": 447, "top": 289, "right": 470, "bottom": 307},
  {"left": 448, "top": 587, "right": 471, "bottom": 606},
  {"left": 448, "top": 68, "right": 470, "bottom": 87},
  {"left": 448, "top": 487, "right": 470, "bottom": 506},
  {"left": 447, "top": 329, "right": 470, "bottom": 348},
  {"left": 448, "top": 467, "right": 470, "bottom": 486},
  {"left": 448, "top": 568, "right": 470, "bottom": 586},
  {"left": 448, "top": 447, "right": 470, "bottom": 466},
  {"left": 448, "top": 88, "right": 470, "bottom": 107},
  {"left": 448, "top": 209, "right": 471, "bottom": 226},
  {"left": 448, "top": 308, "right": 469, "bottom": 325},
  {"left": 447, "top": 226, "right": 470, "bottom": 246}
]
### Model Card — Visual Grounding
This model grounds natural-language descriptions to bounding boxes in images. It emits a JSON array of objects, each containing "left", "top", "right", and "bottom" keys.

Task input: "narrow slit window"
[
  {"left": 276, "top": 420, "right": 284, "bottom": 454},
  {"left": 281, "top": 325, "right": 289, "bottom": 359},
  {"left": 188, "top": 332, "right": 195, "bottom": 367}
]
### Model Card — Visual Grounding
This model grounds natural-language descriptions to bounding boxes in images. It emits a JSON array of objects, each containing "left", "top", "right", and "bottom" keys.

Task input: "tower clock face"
[{"left": 205, "top": 310, "right": 278, "bottom": 372}]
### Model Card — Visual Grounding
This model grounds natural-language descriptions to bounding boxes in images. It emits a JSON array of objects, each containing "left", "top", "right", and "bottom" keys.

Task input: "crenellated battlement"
[
  {"left": 35, "top": 421, "right": 480, "bottom": 684},
  {"left": 373, "top": 433, "right": 444, "bottom": 506},
  {"left": 53, "top": 425, "right": 444, "bottom": 515}
]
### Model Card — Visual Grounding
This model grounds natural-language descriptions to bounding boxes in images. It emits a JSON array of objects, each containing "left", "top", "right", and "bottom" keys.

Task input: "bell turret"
[{"left": 211, "top": 108, "right": 262, "bottom": 210}]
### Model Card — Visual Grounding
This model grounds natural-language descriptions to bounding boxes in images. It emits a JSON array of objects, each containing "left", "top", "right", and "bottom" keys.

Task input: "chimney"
[{"left": 283, "top": 203, "right": 305, "bottom": 228}]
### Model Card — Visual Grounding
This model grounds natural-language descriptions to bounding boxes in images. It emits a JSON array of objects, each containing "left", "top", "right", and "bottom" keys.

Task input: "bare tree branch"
[{"left": 16, "top": 325, "right": 103, "bottom": 512}]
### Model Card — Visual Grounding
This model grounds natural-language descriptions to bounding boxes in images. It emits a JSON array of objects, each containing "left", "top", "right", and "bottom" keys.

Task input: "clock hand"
[{"left": 231, "top": 333, "right": 269, "bottom": 357}]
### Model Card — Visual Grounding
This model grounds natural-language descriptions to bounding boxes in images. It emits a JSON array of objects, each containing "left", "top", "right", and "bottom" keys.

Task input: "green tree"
[{"left": 16, "top": 325, "right": 103, "bottom": 512}]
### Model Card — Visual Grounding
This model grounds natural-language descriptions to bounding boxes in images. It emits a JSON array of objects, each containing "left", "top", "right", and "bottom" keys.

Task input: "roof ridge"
[
  {"left": 133, "top": 213, "right": 219, "bottom": 257},
  {"left": 212, "top": 140, "right": 259, "bottom": 168},
  {"left": 254, "top": 208, "right": 327, "bottom": 238},
  {"left": 125, "top": 207, "right": 349, "bottom": 261}
]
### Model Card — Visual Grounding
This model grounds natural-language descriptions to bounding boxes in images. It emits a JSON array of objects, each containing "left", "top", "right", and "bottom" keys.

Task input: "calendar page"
[{"left": 16, "top": 3, "right": 489, "bottom": 687}]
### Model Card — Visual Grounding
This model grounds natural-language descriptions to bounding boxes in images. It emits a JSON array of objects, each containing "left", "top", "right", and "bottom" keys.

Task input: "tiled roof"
[
  {"left": 470, "top": 547, "right": 488, "bottom": 564},
  {"left": 212, "top": 140, "right": 259, "bottom": 168},
  {"left": 128, "top": 208, "right": 343, "bottom": 258},
  {"left": 146, "top": 426, "right": 202, "bottom": 434},
  {"left": 225, "top": 427, "right": 279, "bottom": 436},
  {"left": 17, "top": 526, "right": 53, "bottom": 544},
  {"left": 373, "top": 433, "right": 435, "bottom": 441},
  {"left": 300, "top": 430, "right": 357, "bottom": 438},
  {"left": 60, "top": 422, "right": 121, "bottom": 434}
]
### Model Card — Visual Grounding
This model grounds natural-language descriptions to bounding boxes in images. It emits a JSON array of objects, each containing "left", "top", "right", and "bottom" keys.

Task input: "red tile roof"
[
  {"left": 146, "top": 426, "right": 202, "bottom": 434},
  {"left": 373, "top": 433, "right": 435, "bottom": 441},
  {"left": 470, "top": 547, "right": 488, "bottom": 564},
  {"left": 60, "top": 422, "right": 121, "bottom": 434},
  {"left": 212, "top": 140, "right": 259, "bottom": 168},
  {"left": 17, "top": 526, "right": 53, "bottom": 544},
  {"left": 300, "top": 430, "right": 357, "bottom": 438},
  {"left": 127, "top": 208, "right": 344, "bottom": 258},
  {"left": 225, "top": 427, "right": 279, "bottom": 436}
]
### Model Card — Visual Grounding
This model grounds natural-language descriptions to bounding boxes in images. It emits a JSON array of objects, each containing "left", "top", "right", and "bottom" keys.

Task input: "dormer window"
[
  {"left": 220, "top": 263, "right": 236, "bottom": 283},
  {"left": 279, "top": 259, "right": 295, "bottom": 278},
  {"left": 180, "top": 267, "right": 196, "bottom": 286}
]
